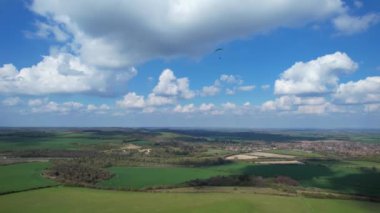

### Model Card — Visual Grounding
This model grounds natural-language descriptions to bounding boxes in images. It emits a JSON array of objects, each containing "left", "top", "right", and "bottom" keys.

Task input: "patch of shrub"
[
  {"left": 46, "top": 160, "right": 113, "bottom": 185},
  {"left": 187, "top": 175, "right": 268, "bottom": 187},
  {"left": 274, "top": 176, "right": 299, "bottom": 186}
]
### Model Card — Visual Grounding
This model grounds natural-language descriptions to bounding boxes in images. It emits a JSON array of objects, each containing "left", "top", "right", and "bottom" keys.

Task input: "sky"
[{"left": 0, "top": 0, "right": 380, "bottom": 128}]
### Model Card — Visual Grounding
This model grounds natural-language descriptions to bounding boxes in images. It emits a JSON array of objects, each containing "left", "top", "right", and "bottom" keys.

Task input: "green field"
[
  {"left": 0, "top": 187, "right": 379, "bottom": 213},
  {"left": 241, "top": 161, "right": 380, "bottom": 197},
  {"left": 0, "top": 162, "right": 58, "bottom": 194},
  {"left": 97, "top": 161, "right": 380, "bottom": 197},
  {"left": 0, "top": 131, "right": 127, "bottom": 151},
  {"left": 98, "top": 166, "right": 229, "bottom": 189}
]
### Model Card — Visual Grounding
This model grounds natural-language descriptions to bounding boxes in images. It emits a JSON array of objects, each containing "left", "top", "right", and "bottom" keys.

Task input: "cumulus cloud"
[
  {"left": 333, "top": 13, "right": 380, "bottom": 35},
  {"left": 2, "top": 97, "right": 22, "bottom": 106},
  {"left": 28, "top": 98, "right": 45, "bottom": 107},
  {"left": 334, "top": 76, "right": 380, "bottom": 105},
  {"left": 26, "top": 99, "right": 110, "bottom": 114},
  {"left": 222, "top": 102, "right": 237, "bottom": 110},
  {"left": 153, "top": 69, "right": 194, "bottom": 99},
  {"left": 172, "top": 102, "right": 251, "bottom": 115},
  {"left": 199, "top": 103, "right": 215, "bottom": 112},
  {"left": 174, "top": 104, "right": 196, "bottom": 113},
  {"left": 201, "top": 85, "right": 220, "bottom": 96},
  {"left": 237, "top": 85, "right": 255, "bottom": 92},
  {"left": 116, "top": 92, "right": 146, "bottom": 109},
  {"left": 274, "top": 52, "right": 358, "bottom": 96},
  {"left": 0, "top": 53, "right": 137, "bottom": 95},
  {"left": 30, "top": 21, "right": 70, "bottom": 42},
  {"left": 30, "top": 0, "right": 345, "bottom": 67},
  {"left": 201, "top": 74, "right": 254, "bottom": 96},
  {"left": 30, "top": 101, "right": 84, "bottom": 114},
  {"left": 146, "top": 93, "right": 176, "bottom": 106},
  {"left": 117, "top": 69, "right": 194, "bottom": 110},
  {"left": 261, "top": 95, "right": 339, "bottom": 114},
  {"left": 219, "top": 74, "right": 242, "bottom": 84},
  {"left": 263, "top": 52, "right": 380, "bottom": 114},
  {"left": 86, "top": 104, "right": 111, "bottom": 114}
]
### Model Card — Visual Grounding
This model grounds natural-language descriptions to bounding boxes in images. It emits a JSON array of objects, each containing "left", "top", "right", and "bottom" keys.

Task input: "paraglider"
[{"left": 214, "top": 48, "right": 223, "bottom": 60}]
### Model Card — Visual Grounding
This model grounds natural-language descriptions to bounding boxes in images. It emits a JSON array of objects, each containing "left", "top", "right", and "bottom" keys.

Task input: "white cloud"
[
  {"left": 116, "top": 92, "right": 146, "bottom": 109},
  {"left": 31, "top": 101, "right": 85, "bottom": 114},
  {"left": 86, "top": 104, "right": 110, "bottom": 114},
  {"left": 237, "top": 85, "right": 255, "bottom": 92},
  {"left": 220, "top": 74, "right": 242, "bottom": 84},
  {"left": 334, "top": 76, "right": 380, "bottom": 104},
  {"left": 146, "top": 93, "right": 176, "bottom": 106},
  {"left": 174, "top": 104, "right": 196, "bottom": 113},
  {"left": 222, "top": 102, "right": 237, "bottom": 110},
  {"left": 364, "top": 104, "right": 380, "bottom": 112},
  {"left": 274, "top": 52, "right": 358, "bottom": 96},
  {"left": 225, "top": 88, "right": 235, "bottom": 95},
  {"left": 2, "top": 97, "right": 21, "bottom": 106},
  {"left": 117, "top": 69, "right": 195, "bottom": 111},
  {"left": 261, "top": 96, "right": 294, "bottom": 112},
  {"left": 199, "top": 103, "right": 215, "bottom": 112},
  {"left": 297, "top": 104, "right": 329, "bottom": 114},
  {"left": 263, "top": 52, "right": 380, "bottom": 115},
  {"left": 201, "top": 85, "right": 220, "bottom": 96},
  {"left": 86, "top": 104, "right": 98, "bottom": 111},
  {"left": 28, "top": 98, "right": 44, "bottom": 106},
  {"left": 333, "top": 13, "right": 380, "bottom": 35},
  {"left": 63, "top": 101, "right": 84, "bottom": 109},
  {"left": 261, "top": 100, "right": 277, "bottom": 112},
  {"left": 0, "top": 53, "right": 137, "bottom": 95},
  {"left": 153, "top": 69, "right": 194, "bottom": 99},
  {"left": 32, "top": 21, "right": 69, "bottom": 42},
  {"left": 261, "top": 95, "right": 338, "bottom": 114},
  {"left": 202, "top": 74, "right": 254, "bottom": 96},
  {"left": 261, "top": 84, "right": 271, "bottom": 90},
  {"left": 173, "top": 102, "right": 245, "bottom": 115},
  {"left": 31, "top": 0, "right": 345, "bottom": 67},
  {"left": 225, "top": 85, "right": 255, "bottom": 95}
]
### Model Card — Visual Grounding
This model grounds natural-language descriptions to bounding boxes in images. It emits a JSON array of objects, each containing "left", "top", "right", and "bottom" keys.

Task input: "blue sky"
[{"left": 0, "top": 0, "right": 380, "bottom": 128}]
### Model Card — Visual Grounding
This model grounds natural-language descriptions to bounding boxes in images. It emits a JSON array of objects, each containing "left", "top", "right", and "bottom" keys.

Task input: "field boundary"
[{"left": 0, "top": 185, "right": 59, "bottom": 196}]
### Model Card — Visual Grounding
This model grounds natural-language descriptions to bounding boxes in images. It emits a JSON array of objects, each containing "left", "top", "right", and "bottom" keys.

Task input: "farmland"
[
  {"left": 0, "top": 187, "right": 379, "bottom": 213},
  {"left": 0, "top": 128, "right": 379, "bottom": 212},
  {"left": 98, "top": 166, "right": 229, "bottom": 189},
  {"left": 0, "top": 162, "right": 57, "bottom": 194}
]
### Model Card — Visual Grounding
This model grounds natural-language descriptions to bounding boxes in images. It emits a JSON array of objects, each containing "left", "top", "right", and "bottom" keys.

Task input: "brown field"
[
  {"left": 255, "top": 160, "right": 303, "bottom": 165},
  {"left": 226, "top": 151, "right": 295, "bottom": 160},
  {"left": 226, "top": 154, "right": 259, "bottom": 160}
]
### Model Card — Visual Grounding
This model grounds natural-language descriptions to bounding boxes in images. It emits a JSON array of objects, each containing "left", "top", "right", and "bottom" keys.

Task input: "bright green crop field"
[
  {"left": 0, "top": 162, "right": 58, "bottom": 194},
  {"left": 0, "top": 187, "right": 379, "bottom": 213}
]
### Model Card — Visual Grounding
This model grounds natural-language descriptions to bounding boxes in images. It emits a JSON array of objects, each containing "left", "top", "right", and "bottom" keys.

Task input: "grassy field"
[
  {"left": 98, "top": 163, "right": 252, "bottom": 189},
  {"left": 0, "top": 187, "right": 379, "bottom": 213},
  {"left": 241, "top": 161, "right": 380, "bottom": 197},
  {"left": 98, "top": 166, "right": 229, "bottom": 189},
  {"left": 97, "top": 161, "right": 380, "bottom": 197},
  {"left": 0, "top": 131, "right": 127, "bottom": 151},
  {"left": 0, "top": 162, "right": 58, "bottom": 194}
]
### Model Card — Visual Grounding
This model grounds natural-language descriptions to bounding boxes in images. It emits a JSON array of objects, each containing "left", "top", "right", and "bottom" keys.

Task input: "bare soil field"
[
  {"left": 226, "top": 151, "right": 295, "bottom": 160},
  {"left": 226, "top": 154, "right": 259, "bottom": 160},
  {"left": 255, "top": 160, "right": 303, "bottom": 165},
  {"left": 250, "top": 152, "right": 295, "bottom": 158}
]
